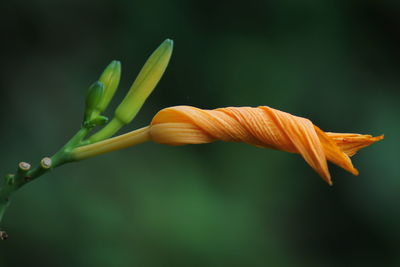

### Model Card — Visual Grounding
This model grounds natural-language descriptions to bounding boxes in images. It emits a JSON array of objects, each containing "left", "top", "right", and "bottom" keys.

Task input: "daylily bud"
[
  {"left": 88, "top": 39, "right": 173, "bottom": 142},
  {"left": 97, "top": 60, "right": 121, "bottom": 113},
  {"left": 115, "top": 39, "right": 173, "bottom": 125},
  {"left": 84, "top": 81, "right": 104, "bottom": 122}
]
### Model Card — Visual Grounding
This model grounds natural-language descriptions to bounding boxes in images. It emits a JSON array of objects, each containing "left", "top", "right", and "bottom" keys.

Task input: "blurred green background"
[{"left": 0, "top": 0, "right": 398, "bottom": 266}]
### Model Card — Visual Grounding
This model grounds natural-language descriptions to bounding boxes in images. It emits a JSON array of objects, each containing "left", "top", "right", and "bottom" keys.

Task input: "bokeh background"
[{"left": 0, "top": 1, "right": 398, "bottom": 266}]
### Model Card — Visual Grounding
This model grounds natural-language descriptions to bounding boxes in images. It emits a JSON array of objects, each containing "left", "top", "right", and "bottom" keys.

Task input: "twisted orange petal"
[{"left": 149, "top": 106, "right": 383, "bottom": 184}]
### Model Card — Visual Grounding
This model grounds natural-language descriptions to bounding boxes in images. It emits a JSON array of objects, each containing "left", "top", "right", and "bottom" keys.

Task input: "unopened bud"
[
  {"left": 115, "top": 39, "right": 173, "bottom": 125},
  {"left": 97, "top": 60, "right": 121, "bottom": 113},
  {"left": 88, "top": 39, "right": 173, "bottom": 142},
  {"left": 84, "top": 81, "right": 104, "bottom": 122}
]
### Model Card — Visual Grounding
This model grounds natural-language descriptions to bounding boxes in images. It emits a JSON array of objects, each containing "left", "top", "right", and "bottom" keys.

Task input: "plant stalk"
[{"left": 0, "top": 126, "right": 91, "bottom": 238}]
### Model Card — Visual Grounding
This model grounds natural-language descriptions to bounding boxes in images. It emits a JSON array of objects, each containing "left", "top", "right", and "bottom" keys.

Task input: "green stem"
[
  {"left": 73, "top": 126, "right": 150, "bottom": 160},
  {"left": 0, "top": 126, "right": 91, "bottom": 237},
  {"left": 88, "top": 117, "right": 124, "bottom": 143}
]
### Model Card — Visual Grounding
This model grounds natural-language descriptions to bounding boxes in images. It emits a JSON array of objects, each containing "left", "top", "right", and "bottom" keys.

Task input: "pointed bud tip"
[
  {"left": 109, "top": 60, "right": 121, "bottom": 69},
  {"left": 162, "top": 39, "right": 174, "bottom": 48}
]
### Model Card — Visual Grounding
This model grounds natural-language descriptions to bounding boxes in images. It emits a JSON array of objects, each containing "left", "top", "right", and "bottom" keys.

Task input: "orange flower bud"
[{"left": 149, "top": 106, "right": 383, "bottom": 185}]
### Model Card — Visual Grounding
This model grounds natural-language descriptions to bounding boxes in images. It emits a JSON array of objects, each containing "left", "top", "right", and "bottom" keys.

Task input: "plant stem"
[
  {"left": 73, "top": 126, "right": 150, "bottom": 160},
  {"left": 0, "top": 126, "right": 91, "bottom": 237},
  {"left": 88, "top": 117, "right": 125, "bottom": 143}
]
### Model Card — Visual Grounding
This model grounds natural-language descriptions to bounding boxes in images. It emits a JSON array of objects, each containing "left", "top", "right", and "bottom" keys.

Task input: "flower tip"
[
  {"left": 365, "top": 134, "right": 384, "bottom": 144},
  {"left": 103, "top": 60, "right": 121, "bottom": 76},
  {"left": 107, "top": 60, "right": 121, "bottom": 72},
  {"left": 322, "top": 175, "right": 333, "bottom": 186},
  {"left": 160, "top": 39, "right": 174, "bottom": 53},
  {"left": 351, "top": 167, "right": 359, "bottom": 176},
  {"left": 110, "top": 59, "right": 121, "bottom": 66},
  {"left": 163, "top": 38, "right": 174, "bottom": 46}
]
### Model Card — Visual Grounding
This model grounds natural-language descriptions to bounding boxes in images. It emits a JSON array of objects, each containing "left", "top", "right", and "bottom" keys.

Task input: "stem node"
[
  {"left": 18, "top": 162, "right": 31, "bottom": 171},
  {"left": 0, "top": 231, "right": 8, "bottom": 240},
  {"left": 40, "top": 157, "right": 52, "bottom": 169}
]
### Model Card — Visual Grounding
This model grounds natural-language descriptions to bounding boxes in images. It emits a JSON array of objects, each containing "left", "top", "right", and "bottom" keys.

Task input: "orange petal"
[
  {"left": 149, "top": 105, "right": 383, "bottom": 184},
  {"left": 325, "top": 132, "right": 384, "bottom": 157}
]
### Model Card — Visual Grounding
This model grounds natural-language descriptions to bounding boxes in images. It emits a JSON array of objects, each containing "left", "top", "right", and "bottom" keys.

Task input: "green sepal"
[
  {"left": 84, "top": 115, "right": 109, "bottom": 128},
  {"left": 91, "top": 115, "right": 109, "bottom": 126}
]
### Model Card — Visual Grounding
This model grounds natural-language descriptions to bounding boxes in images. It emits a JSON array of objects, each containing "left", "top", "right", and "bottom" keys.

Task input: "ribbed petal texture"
[{"left": 150, "top": 106, "right": 383, "bottom": 184}]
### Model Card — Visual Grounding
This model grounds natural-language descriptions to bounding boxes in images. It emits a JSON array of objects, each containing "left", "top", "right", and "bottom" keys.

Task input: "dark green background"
[{"left": 0, "top": 1, "right": 398, "bottom": 266}]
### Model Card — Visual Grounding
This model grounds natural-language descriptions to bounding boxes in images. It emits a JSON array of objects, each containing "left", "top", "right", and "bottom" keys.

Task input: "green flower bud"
[
  {"left": 97, "top": 60, "right": 121, "bottom": 113},
  {"left": 88, "top": 39, "right": 173, "bottom": 143},
  {"left": 115, "top": 39, "right": 173, "bottom": 124},
  {"left": 84, "top": 81, "right": 104, "bottom": 122}
]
